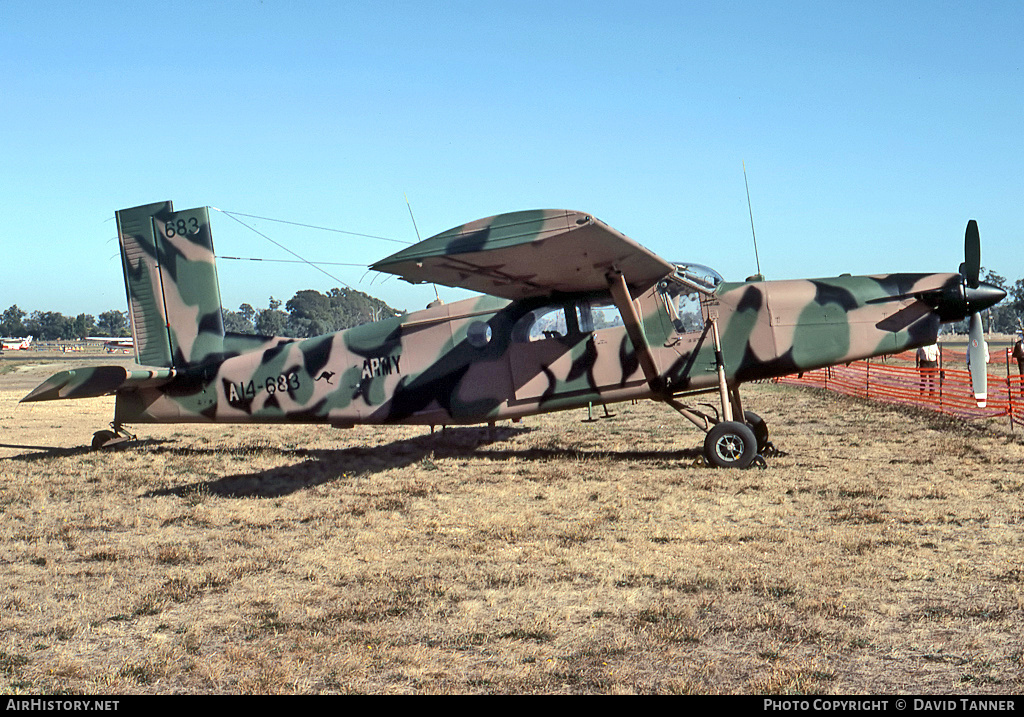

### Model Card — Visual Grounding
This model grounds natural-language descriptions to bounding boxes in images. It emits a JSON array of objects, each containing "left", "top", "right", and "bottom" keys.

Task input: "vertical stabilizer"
[{"left": 116, "top": 201, "right": 226, "bottom": 368}]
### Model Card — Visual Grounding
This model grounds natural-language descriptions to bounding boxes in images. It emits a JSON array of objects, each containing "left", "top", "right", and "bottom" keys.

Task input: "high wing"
[{"left": 370, "top": 209, "right": 675, "bottom": 300}]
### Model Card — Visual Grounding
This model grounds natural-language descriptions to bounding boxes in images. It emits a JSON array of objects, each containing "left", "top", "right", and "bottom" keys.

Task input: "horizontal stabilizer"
[
  {"left": 21, "top": 366, "right": 176, "bottom": 403},
  {"left": 371, "top": 210, "right": 675, "bottom": 300}
]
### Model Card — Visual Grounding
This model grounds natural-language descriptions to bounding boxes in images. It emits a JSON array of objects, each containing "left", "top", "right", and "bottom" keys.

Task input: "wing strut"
[
  {"left": 607, "top": 270, "right": 662, "bottom": 392},
  {"left": 710, "top": 317, "right": 734, "bottom": 423}
]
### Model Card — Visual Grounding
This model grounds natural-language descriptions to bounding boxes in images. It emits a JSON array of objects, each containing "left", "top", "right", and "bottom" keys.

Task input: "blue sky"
[{"left": 2, "top": 1, "right": 1021, "bottom": 317}]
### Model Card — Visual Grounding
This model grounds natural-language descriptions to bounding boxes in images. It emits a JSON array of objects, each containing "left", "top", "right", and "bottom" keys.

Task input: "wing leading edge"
[{"left": 370, "top": 209, "right": 675, "bottom": 300}]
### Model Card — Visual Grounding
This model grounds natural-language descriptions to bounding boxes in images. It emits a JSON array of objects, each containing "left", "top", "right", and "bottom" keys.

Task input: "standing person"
[
  {"left": 916, "top": 342, "right": 940, "bottom": 396},
  {"left": 1012, "top": 332, "right": 1024, "bottom": 394}
]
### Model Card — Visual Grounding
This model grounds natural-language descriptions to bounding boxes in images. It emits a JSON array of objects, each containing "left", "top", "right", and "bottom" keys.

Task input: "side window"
[
  {"left": 530, "top": 307, "right": 567, "bottom": 341},
  {"left": 513, "top": 301, "right": 623, "bottom": 342},
  {"left": 513, "top": 306, "right": 569, "bottom": 342},
  {"left": 576, "top": 301, "right": 623, "bottom": 332}
]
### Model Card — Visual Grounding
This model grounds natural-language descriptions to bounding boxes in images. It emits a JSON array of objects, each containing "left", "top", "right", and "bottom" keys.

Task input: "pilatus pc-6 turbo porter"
[{"left": 23, "top": 201, "right": 1004, "bottom": 468}]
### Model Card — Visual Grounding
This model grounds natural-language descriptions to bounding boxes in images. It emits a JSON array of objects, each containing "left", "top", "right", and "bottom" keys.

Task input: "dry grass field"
[{"left": 1, "top": 356, "right": 1023, "bottom": 694}]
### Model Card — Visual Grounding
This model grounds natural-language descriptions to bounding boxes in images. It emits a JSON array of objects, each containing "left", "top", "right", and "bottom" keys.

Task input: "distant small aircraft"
[
  {"left": 86, "top": 336, "right": 134, "bottom": 351},
  {"left": 2, "top": 335, "right": 33, "bottom": 351},
  {"left": 22, "top": 201, "right": 1004, "bottom": 467}
]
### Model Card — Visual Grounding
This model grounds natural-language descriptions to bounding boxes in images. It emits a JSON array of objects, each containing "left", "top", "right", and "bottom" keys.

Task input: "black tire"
[
  {"left": 703, "top": 421, "right": 757, "bottom": 469},
  {"left": 743, "top": 411, "right": 769, "bottom": 454}
]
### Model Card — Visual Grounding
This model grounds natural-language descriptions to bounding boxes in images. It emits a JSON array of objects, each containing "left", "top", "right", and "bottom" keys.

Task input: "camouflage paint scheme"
[{"left": 23, "top": 202, "right": 1003, "bottom": 461}]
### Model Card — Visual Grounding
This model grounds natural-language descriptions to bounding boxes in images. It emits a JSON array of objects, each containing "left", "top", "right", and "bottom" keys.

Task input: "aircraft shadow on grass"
[
  {"left": 1, "top": 427, "right": 700, "bottom": 500},
  {"left": 0, "top": 438, "right": 172, "bottom": 462},
  {"left": 140, "top": 426, "right": 703, "bottom": 499}
]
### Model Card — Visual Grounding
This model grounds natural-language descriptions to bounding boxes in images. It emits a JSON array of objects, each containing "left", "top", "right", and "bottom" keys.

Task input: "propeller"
[
  {"left": 961, "top": 220, "right": 991, "bottom": 407},
  {"left": 917, "top": 220, "right": 1003, "bottom": 407}
]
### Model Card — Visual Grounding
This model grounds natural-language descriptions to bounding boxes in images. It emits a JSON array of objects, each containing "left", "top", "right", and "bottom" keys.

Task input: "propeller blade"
[
  {"left": 963, "top": 220, "right": 980, "bottom": 289},
  {"left": 968, "top": 312, "right": 988, "bottom": 407}
]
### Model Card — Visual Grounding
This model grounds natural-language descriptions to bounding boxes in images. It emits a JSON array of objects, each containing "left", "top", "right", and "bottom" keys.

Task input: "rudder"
[{"left": 116, "top": 201, "right": 226, "bottom": 368}]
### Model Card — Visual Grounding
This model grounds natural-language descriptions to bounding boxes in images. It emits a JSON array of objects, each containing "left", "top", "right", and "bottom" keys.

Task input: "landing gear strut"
[
  {"left": 666, "top": 315, "right": 778, "bottom": 469},
  {"left": 667, "top": 397, "right": 771, "bottom": 469}
]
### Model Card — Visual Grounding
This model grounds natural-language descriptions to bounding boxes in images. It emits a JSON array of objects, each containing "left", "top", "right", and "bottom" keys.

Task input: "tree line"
[
  {"left": 221, "top": 287, "right": 402, "bottom": 337},
  {"left": 1, "top": 288, "right": 402, "bottom": 342},
  {"left": 1, "top": 306, "right": 129, "bottom": 341}
]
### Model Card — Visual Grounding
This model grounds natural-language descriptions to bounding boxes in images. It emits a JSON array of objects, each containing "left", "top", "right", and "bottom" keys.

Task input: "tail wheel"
[
  {"left": 743, "top": 411, "right": 770, "bottom": 454},
  {"left": 703, "top": 421, "right": 757, "bottom": 469},
  {"left": 91, "top": 430, "right": 118, "bottom": 451},
  {"left": 91, "top": 427, "right": 134, "bottom": 450}
]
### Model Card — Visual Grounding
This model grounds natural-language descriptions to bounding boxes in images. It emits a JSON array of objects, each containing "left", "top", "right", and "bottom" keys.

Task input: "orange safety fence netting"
[{"left": 776, "top": 348, "right": 1024, "bottom": 428}]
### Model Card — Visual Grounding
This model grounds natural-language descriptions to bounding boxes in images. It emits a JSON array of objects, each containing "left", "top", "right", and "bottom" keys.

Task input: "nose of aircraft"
[
  {"left": 965, "top": 281, "right": 1006, "bottom": 315},
  {"left": 922, "top": 278, "right": 1005, "bottom": 323}
]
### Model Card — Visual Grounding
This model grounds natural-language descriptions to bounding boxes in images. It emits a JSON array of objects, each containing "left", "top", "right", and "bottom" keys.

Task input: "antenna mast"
[
  {"left": 405, "top": 193, "right": 441, "bottom": 303},
  {"left": 743, "top": 161, "right": 763, "bottom": 280}
]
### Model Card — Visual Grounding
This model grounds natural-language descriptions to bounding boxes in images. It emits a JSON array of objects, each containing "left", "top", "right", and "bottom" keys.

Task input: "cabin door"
[{"left": 506, "top": 301, "right": 644, "bottom": 403}]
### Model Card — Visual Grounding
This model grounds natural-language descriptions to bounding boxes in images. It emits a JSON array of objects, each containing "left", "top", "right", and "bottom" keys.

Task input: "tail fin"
[{"left": 116, "top": 201, "right": 225, "bottom": 368}]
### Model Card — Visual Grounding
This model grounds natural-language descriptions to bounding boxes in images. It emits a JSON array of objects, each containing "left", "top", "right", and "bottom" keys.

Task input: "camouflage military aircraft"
[{"left": 22, "top": 201, "right": 1005, "bottom": 468}]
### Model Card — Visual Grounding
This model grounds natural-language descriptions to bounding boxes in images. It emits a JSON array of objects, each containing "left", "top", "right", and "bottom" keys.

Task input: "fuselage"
[
  {"left": 112, "top": 270, "right": 959, "bottom": 427},
  {"left": 2, "top": 336, "right": 32, "bottom": 350}
]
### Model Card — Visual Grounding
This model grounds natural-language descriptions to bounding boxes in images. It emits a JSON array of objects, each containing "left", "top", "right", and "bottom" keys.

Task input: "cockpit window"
[
  {"left": 661, "top": 286, "right": 704, "bottom": 333},
  {"left": 658, "top": 262, "right": 722, "bottom": 334},
  {"left": 673, "top": 263, "right": 723, "bottom": 290}
]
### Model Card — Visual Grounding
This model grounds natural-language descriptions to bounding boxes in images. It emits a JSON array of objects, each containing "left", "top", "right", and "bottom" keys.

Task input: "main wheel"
[
  {"left": 703, "top": 421, "right": 758, "bottom": 469},
  {"left": 743, "top": 411, "right": 770, "bottom": 454}
]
